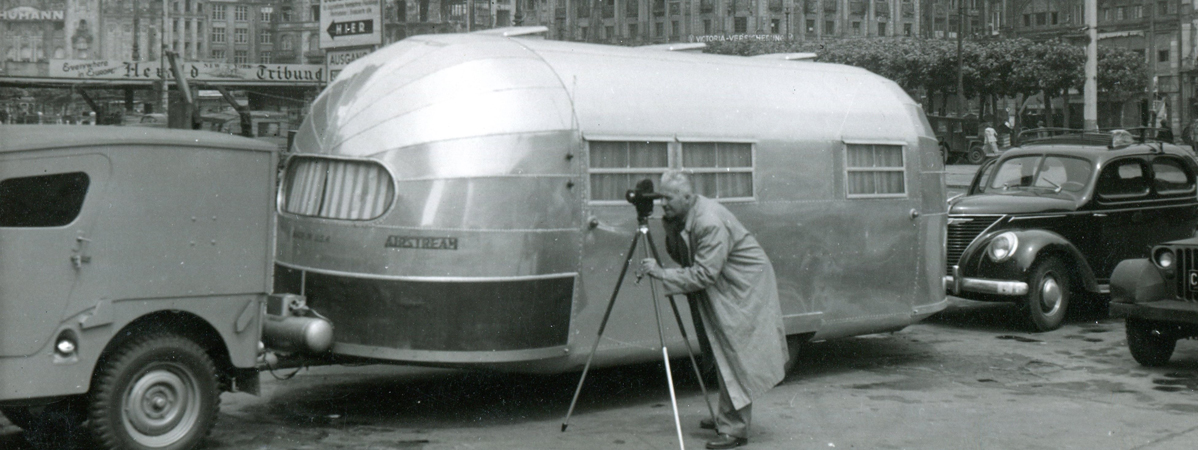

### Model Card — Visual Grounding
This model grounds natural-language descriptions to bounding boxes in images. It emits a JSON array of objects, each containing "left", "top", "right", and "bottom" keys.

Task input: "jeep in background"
[
  {"left": 1109, "top": 238, "right": 1198, "bottom": 366},
  {"left": 946, "top": 130, "right": 1198, "bottom": 331}
]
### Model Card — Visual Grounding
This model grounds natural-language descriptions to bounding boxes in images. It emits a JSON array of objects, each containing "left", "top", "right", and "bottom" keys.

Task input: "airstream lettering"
[{"left": 275, "top": 28, "right": 948, "bottom": 372}]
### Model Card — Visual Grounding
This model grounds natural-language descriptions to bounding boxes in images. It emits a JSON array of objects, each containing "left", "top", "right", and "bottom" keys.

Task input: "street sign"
[
  {"left": 320, "top": 0, "right": 382, "bottom": 49},
  {"left": 326, "top": 46, "right": 375, "bottom": 81}
]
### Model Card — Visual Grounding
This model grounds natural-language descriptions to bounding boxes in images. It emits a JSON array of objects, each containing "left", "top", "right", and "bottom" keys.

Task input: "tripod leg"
[
  {"left": 643, "top": 229, "right": 719, "bottom": 431},
  {"left": 643, "top": 232, "right": 686, "bottom": 450},
  {"left": 561, "top": 231, "right": 641, "bottom": 432}
]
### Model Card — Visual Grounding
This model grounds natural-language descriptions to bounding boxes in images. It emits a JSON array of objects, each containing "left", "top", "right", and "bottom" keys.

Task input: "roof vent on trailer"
[
  {"left": 637, "top": 42, "right": 708, "bottom": 52},
  {"left": 472, "top": 26, "right": 549, "bottom": 38}
]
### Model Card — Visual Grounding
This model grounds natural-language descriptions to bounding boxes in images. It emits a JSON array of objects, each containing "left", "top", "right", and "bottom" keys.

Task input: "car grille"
[
  {"left": 946, "top": 215, "right": 1003, "bottom": 275},
  {"left": 1176, "top": 247, "right": 1198, "bottom": 301}
]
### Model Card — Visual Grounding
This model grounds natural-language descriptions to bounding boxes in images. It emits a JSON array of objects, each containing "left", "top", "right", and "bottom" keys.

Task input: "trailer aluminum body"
[{"left": 275, "top": 30, "right": 948, "bottom": 373}]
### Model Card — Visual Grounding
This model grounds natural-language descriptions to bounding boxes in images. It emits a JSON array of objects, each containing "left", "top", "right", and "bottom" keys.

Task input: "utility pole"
[
  {"left": 161, "top": 0, "right": 169, "bottom": 116},
  {"left": 956, "top": 0, "right": 965, "bottom": 116},
  {"left": 1147, "top": 0, "right": 1157, "bottom": 127},
  {"left": 1084, "top": 0, "right": 1097, "bottom": 131}
]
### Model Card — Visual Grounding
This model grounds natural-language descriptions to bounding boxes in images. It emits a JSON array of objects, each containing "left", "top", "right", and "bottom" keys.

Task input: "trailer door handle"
[{"left": 910, "top": 209, "right": 920, "bottom": 220}]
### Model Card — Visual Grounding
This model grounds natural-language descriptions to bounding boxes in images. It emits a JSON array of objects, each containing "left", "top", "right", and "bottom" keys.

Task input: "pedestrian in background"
[
  {"left": 638, "top": 170, "right": 789, "bottom": 450},
  {"left": 983, "top": 123, "right": 999, "bottom": 157}
]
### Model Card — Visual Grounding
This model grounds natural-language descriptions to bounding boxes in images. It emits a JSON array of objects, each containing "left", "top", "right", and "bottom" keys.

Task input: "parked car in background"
[
  {"left": 1109, "top": 237, "right": 1198, "bottom": 366},
  {"left": 928, "top": 114, "right": 986, "bottom": 164},
  {"left": 200, "top": 110, "right": 292, "bottom": 150},
  {"left": 126, "top": 113, "right": 168, "bottom": 128},
  {"left": 946, "top": 129, "right": 1198, "bottom": 331}
]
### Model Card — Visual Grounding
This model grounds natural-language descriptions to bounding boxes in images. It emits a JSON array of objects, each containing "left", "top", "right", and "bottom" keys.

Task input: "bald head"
[{"left": 658, "top": 170, "right": 696, "bottom": 220}]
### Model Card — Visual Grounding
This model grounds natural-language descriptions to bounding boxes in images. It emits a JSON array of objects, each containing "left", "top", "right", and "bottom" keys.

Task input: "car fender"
[
  {"left": 962, "top": 228, "right": 1100, "bottom": 292},
  {"left": 1110, "top": 258, "right": 1168, "bottom": 304}
]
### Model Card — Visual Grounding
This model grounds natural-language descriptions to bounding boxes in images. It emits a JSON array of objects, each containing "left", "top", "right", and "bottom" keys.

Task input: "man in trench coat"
[{"left": 638, "top": 170, "right": 789, "bottom": 450}]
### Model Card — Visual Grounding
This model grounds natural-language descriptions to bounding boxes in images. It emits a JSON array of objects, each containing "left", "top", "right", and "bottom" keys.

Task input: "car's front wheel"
[
  {"left": 1024, "top": 257, "right": 1070, "bottom": 332},
  {"left": 1126, "top": 318, "right": 1176, "bottom": 367},
  {"left": 967, "top": 144, "right": 986, "bottom": 164}
]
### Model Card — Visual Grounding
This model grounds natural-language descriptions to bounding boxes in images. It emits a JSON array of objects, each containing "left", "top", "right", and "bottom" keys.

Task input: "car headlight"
[
  {"left": 1154, "top": 247, "right": 1175, "bottom": 269},
  {"left": 986, "top": 232, "right": 1019, "bottom": 262}
]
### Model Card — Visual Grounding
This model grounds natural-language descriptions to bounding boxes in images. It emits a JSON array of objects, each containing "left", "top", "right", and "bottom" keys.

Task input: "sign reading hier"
[{"left": 320, "top": 0, "right": 382, "bottom": 49}]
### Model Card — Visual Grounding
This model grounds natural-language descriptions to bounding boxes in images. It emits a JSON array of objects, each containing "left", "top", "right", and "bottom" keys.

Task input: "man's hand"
[{"left": 637, "top": 258, "right": 664, "bottom": 282}]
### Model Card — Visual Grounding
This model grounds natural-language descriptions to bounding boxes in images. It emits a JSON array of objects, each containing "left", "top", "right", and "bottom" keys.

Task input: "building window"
[
  {"left": 903, "top": 22, "right": 911, "bottom": 36},
  {"left": 846, "top": 143, "right": 906, "bottom": 197},
  {"left": 1023, "top": 13, "right": 1031, "bottom": 26},
  {"left": 877, "top": 22, "right": 886, "bottom": 35},
  {"left": 771, "top": 19, "right": 779, "bottom": 33},
  {"left": 682, "top": 142, "right": 754, "bottom": 199},
  {"left": 1051, "top": 11, "right": 1058, "bottom": 24},
  {"left": 1159, "top": 49, "right": 1169, "bottom": 63},
  {"left": 629, "top": 23, "right": 638, "bottom": 37},
  {"left": 0, "top": 172, "right": 89, "bottom": 228},
  {"left": 235, "top": 5, "right": 249, "bottom": 21},
  {"left": 281, "top": 6, "right": 294, "bottom": 21},
  {"left": 211, "top": 26, "right": 226, "bottom": 43},
  {"left": 1115, "top": 7, "right": 1123, "bottom": 20},
  {"left": 312, "top": 5, "right": 321, "bottom": 21},
  {"left": 1036, "top": 12, "right": 1047, "bottom": 25},
  {"left": 234, "top": 50, "right": 248, "bottom": 64},
  {"left": 852, "top": 21, "right": 861, "bottom": 35},
  {"left": 807, "top": 19, "right": 815, "bottom": 34},
  {"left": 235, "top": 28, "right": 248, "bottom": 43},
  {"left": 734, "top": 17, "right": 747, "bottom": 33},
  {"left": 704, "top": 19, "right": 712, "bottom": 34},
  {"left": 259, "top": 29, "right": 272, "bottom": 44},
  {"left": 261, "top": 8, "right": 274, "bottom": 22},
  {"left": 212, "top": 4, "right": 226, "bottom": 20},
  {"left": 587, "top": 141, "right": 669, "bottom": 201},
  {"left": 212, "top": 49, "right": 226, "bottom": 61},
  {"left": 261, "top": 51, "right": 272, "bottom": 63},
  {"left": 825, "top": 20, "right": 835, "bottom": 33},
  {"left": 671, "top": 20, "right": 679, "bottom": 38},
  {"left": 605, "top": 25, "right": 614, "bottom": 39},
  {"left": 655, "top": 21, "right": 663, "bottom": 36}
]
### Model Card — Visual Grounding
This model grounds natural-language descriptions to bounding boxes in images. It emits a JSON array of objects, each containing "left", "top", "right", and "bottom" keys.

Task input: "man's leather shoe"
[
  {"left": 700, "top": 417, "right": 716, "bottom": 430},
  {"left": 706, "top": 433, "right": 748, "bottom": 449}
]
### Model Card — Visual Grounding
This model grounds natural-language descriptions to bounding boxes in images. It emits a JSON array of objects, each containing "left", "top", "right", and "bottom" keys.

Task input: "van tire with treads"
[
  {"left": 88, "top": 333, "right": 220, "bottom": 450},
  {"left": 967, "top": 144, "right": 986, "bottom": 164},
  {"left": 1126, "top": 318, "right": 1176, "bottom": 367},
  {"left": 1023, "top": 257, "right": 1070, "bottom": 332}
]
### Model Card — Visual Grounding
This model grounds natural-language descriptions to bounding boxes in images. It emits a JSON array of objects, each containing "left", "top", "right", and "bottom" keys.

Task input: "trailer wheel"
[
  {"left": 966, "top": 144, "right": 986, "bottom": 164},
  {"left": 1023, "top": 257, "right": 1070, "bottom": 332},
  {"left": 939, "top": 142, "right": 952, "bottom": 165},
  {"left": 1126, "top": 318, "right": 1176, "bottom": 367},
  {"left": 88, "top": 333, "right": 219, "bottom": 450}
]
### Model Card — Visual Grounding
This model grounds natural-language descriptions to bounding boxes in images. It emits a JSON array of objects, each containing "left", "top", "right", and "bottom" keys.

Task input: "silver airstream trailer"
[{"left": 275, "top": 28, "right": 947, "bottom": 373}]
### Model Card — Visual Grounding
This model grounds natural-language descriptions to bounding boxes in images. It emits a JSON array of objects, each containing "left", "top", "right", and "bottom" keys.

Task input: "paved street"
[{"left": 5, "top": 300, "right": 1198, "bottom": 450}]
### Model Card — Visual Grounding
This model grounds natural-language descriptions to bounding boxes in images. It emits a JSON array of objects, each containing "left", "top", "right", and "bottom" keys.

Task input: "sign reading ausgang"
[{"left": 320, "top": 0, "right": 382, "bottom": 49}]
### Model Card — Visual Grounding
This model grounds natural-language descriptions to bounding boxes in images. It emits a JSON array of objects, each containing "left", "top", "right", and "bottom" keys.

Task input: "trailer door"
[{"left": 0, "top": 152, "right": 109, "bottom": 357}]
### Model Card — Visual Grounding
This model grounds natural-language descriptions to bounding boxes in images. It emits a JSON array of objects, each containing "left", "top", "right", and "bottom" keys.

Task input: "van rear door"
[{"left": 0, "top": 152, "right": 110, "bottom": 357}]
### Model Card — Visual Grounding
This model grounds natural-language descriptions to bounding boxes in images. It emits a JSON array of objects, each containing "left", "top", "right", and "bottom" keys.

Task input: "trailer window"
[
  {"left": 588, "top": 141, "right": 668, "bottom": 201},
  {"left": 0, "top": 172, "right": 89, "bottom": 227},
  {"left": 846, "top": 144, "right": 906, "bottom": 197},
  {"left": 282, "top": 157, "right": 395, "bottom": 220},
  {"left": 682, "top": 142, "right": 753, "bottom": 199}
]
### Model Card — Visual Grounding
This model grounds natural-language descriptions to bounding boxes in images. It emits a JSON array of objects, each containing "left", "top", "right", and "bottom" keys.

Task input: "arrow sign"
[{"left": 326, "top": 19, "right": 373, "bottom": 39}]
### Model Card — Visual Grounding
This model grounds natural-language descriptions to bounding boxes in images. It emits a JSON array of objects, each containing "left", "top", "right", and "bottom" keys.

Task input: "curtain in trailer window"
[
  {"left": 589, "top": 141, "right": 668, "bottom": 201},
  {"left": 283, "top": 158, "right": 395, "bottom": 220},
  {"left": 682, "top": 142, "right": 753, "bottom": 199},
  {"left": 846, "top": 144, "right": 905, "bottom": 197}
]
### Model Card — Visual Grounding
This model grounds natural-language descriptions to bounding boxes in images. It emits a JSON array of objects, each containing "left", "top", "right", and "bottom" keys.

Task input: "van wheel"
[
  {"left": 967, "top": 145, "right": 986, "bottom": 164},
  {"left": 2, "top": 399, "right": 88, "bottom": 449},
  {"left": 1126, "top": 318, "right": 1176, "bottom": 367},
  {"left": 88, "top": 333, "right": 219, "bottom": 450},
  {"left": 1024, "top": 257, "right": 1070, "bottom": 332}
]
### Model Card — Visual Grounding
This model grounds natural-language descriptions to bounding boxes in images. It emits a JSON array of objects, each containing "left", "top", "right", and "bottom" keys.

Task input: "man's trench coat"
[{"left": 657, "top": 196, "right": 789, "bottom": 410}]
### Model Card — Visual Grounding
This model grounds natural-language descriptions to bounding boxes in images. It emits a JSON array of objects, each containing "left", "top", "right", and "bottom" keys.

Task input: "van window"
[
  {"left": 1152, "top": 157, "right": 1195, "bottom": 196},
  {"left": 846, "top": 144, "right": 905, "bottom": 197},
  {"left": 282, "top": 157, "right": 395, "bottom": 220},
  {"left": 588, "top": 141, "right": 668, "bottom": 201},
  {"left": 682, "top": 142, "right": 753, "bottom": 199},
  {"left": 0, "top": 172, "right": 90, "bottom": 227}
]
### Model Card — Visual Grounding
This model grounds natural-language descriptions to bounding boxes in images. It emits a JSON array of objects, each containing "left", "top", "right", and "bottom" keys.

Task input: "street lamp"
[{"left": 784, "top": 8, "right": 790, "bottom": 41}]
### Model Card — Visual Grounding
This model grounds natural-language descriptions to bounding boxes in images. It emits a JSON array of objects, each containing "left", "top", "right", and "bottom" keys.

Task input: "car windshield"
[{"left": 982, "top": 155, "right": 1093, "bottom": 197}]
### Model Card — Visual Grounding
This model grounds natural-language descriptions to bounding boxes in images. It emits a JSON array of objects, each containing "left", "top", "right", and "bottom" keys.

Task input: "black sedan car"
[
  {"left": 946, "top": 131, "right": 1198, "bottom": 331},
  {"left": 1109, "top": 238, "right": 1198, "bottom": 366}
]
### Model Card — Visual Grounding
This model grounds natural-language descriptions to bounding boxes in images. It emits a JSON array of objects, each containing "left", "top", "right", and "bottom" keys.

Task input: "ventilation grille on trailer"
[{"left": 282, "top": 157, "right": 395, "bottom": 220}]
